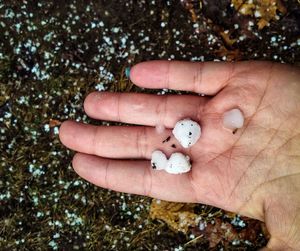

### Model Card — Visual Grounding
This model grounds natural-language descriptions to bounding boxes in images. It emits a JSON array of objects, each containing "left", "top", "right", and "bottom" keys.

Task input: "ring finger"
[{"left": 59, "top": 121, "right": 187, "bottom": 159}]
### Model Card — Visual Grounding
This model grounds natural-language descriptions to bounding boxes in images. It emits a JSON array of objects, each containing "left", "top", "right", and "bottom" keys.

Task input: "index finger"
[{"left": 130, "top": 60, "right": 235, "bottom": 95}]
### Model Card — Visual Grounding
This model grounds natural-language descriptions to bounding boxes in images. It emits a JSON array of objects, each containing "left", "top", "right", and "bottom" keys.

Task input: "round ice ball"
[
  {"left": 151, "top": 150, "right": 192, "bottom": 174},
  {"left": 172, "top": 119, "right": 201, "bottom": 148},
  {"left": 151, "top": 150, "right": 167, "bottom": 170},
  {"left": 223, "top": 108, "right": 244, "bottom": 131},
  {"left": 165, "top": 153, "right": 191, "bottom": 174}
]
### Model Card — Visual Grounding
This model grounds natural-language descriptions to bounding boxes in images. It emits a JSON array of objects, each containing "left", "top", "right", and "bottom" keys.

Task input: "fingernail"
[
  {"left": 125, "top": 67, "right": 131, "bottom": 78},
  {"left": 223, "top": 108, "right": 244, "bottom": 131}
]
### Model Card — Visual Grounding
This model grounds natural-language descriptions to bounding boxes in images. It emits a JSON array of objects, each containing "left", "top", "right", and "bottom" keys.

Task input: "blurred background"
[{"left": 0, "top": 0, "right": 299, "bottom": 250}]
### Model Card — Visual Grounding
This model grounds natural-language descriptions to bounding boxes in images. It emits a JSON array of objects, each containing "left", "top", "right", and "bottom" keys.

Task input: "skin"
[{"left": 59, "top": 61, "right": 300, "bottom": 250}]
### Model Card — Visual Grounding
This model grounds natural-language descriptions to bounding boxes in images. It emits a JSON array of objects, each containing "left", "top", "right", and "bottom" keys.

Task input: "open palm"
[{"left": 60, "top": 61, "right": 300, "bottom": 250}]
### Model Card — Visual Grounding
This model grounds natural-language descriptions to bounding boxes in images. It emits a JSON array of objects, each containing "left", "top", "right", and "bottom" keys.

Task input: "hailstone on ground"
[{"left": 172, "top": 119, "right": 201, "bottom": 148}]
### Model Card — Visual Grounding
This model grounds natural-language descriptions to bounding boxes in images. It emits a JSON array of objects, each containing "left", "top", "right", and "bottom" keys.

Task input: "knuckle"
[
  {"left": 115, "top": 93, "right": 122, "bottom": 121},
  {"left": 136, "top": 127, "right": 148, "bottom": 158},
  {"left": 104, "top": 159, "right": 111, "bottom": 190},
  {"left": 143, "top": 167, "right": 153, "bottom": 197},
  {"left": 91, "top": 127, "right": 101, "bottom": 155},
  {"left": 155, "top": 96, "right": 169, "bottom": 124},
  {"left": 192, "top": 63, "right": 203, "bottom": 93}
]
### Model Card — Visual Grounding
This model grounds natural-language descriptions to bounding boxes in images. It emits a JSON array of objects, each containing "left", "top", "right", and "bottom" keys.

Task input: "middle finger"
[{"left": 84, "top": 92, "right": 208, "bottom": 128}]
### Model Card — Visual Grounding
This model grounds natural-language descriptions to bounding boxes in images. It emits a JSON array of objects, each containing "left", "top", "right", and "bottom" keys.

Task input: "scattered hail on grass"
[
  {"left": 151, "top": 150, "right": 191, "bottom": 174},
  {"left": 223, "top": 108, "right": 244, "bottom": 132},
  {"left": 1, "top": 0, "right": 292, "bottom": 248},
  {"left": 172, "top": 119, "right": 201, "bottom": 148}
]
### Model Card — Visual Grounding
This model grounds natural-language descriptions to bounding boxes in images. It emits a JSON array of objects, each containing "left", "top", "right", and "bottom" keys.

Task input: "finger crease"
[
  {"left": 136, "top": 127, "right": 148, "bottom": 158},
  {"left": 222, "top": 63, "right": 235, "bottom": 90},
  {"left": 92, "top": 127, "right": 100, "bottom": 156},
  {"left": 143, "top": 165, "right": 153, "bottom": 197},
  {"left": 193, "top": 63, "right": 204, "bottom": 93},
  {"left": 165, "top": 62, "right": 171, "bottom": 89},
  {"left": 163, "top": 95, "right": 169, "bottom": 126},
  {"left": 116, "top": 93, "right": 121, "bottom": 122},
  {"left": 104, "top": 159, "right": 110, "bottom": 190},
  {"left": 188, "top": 171, "right": 201, "bottom": 203},
  {"left": 196, "top": 98, "right": 205, "bottom": 122},
  {"left": 156, "top": 97, "right": 168, "bottom": 126}
]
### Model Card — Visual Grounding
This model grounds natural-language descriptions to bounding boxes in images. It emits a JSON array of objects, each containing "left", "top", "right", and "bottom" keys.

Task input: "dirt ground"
[{"left": 0, "top": 0, "right": 299, "bottom": 250}]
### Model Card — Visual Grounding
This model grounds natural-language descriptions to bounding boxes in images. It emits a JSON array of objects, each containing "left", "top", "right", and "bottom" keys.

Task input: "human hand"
[{"left": 59, "top": 61, "right": 300, "bottom": 250}]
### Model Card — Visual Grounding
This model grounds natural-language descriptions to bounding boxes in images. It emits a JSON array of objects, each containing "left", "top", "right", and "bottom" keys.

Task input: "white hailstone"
[
  {"left": 223, "top": 108, "right": 244, "bottom": 131},
  {"left": 165, "top": 153, "right": 191, "bottom": 174},
  {"left": 151, "top": 151, "right": 191, "bottom": 174},
  {"left": 172, "top": 119, "right": 201, "bottom": 148},
  {"left": 151, "top": 150, "right": 167, "bottom": 170}
]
